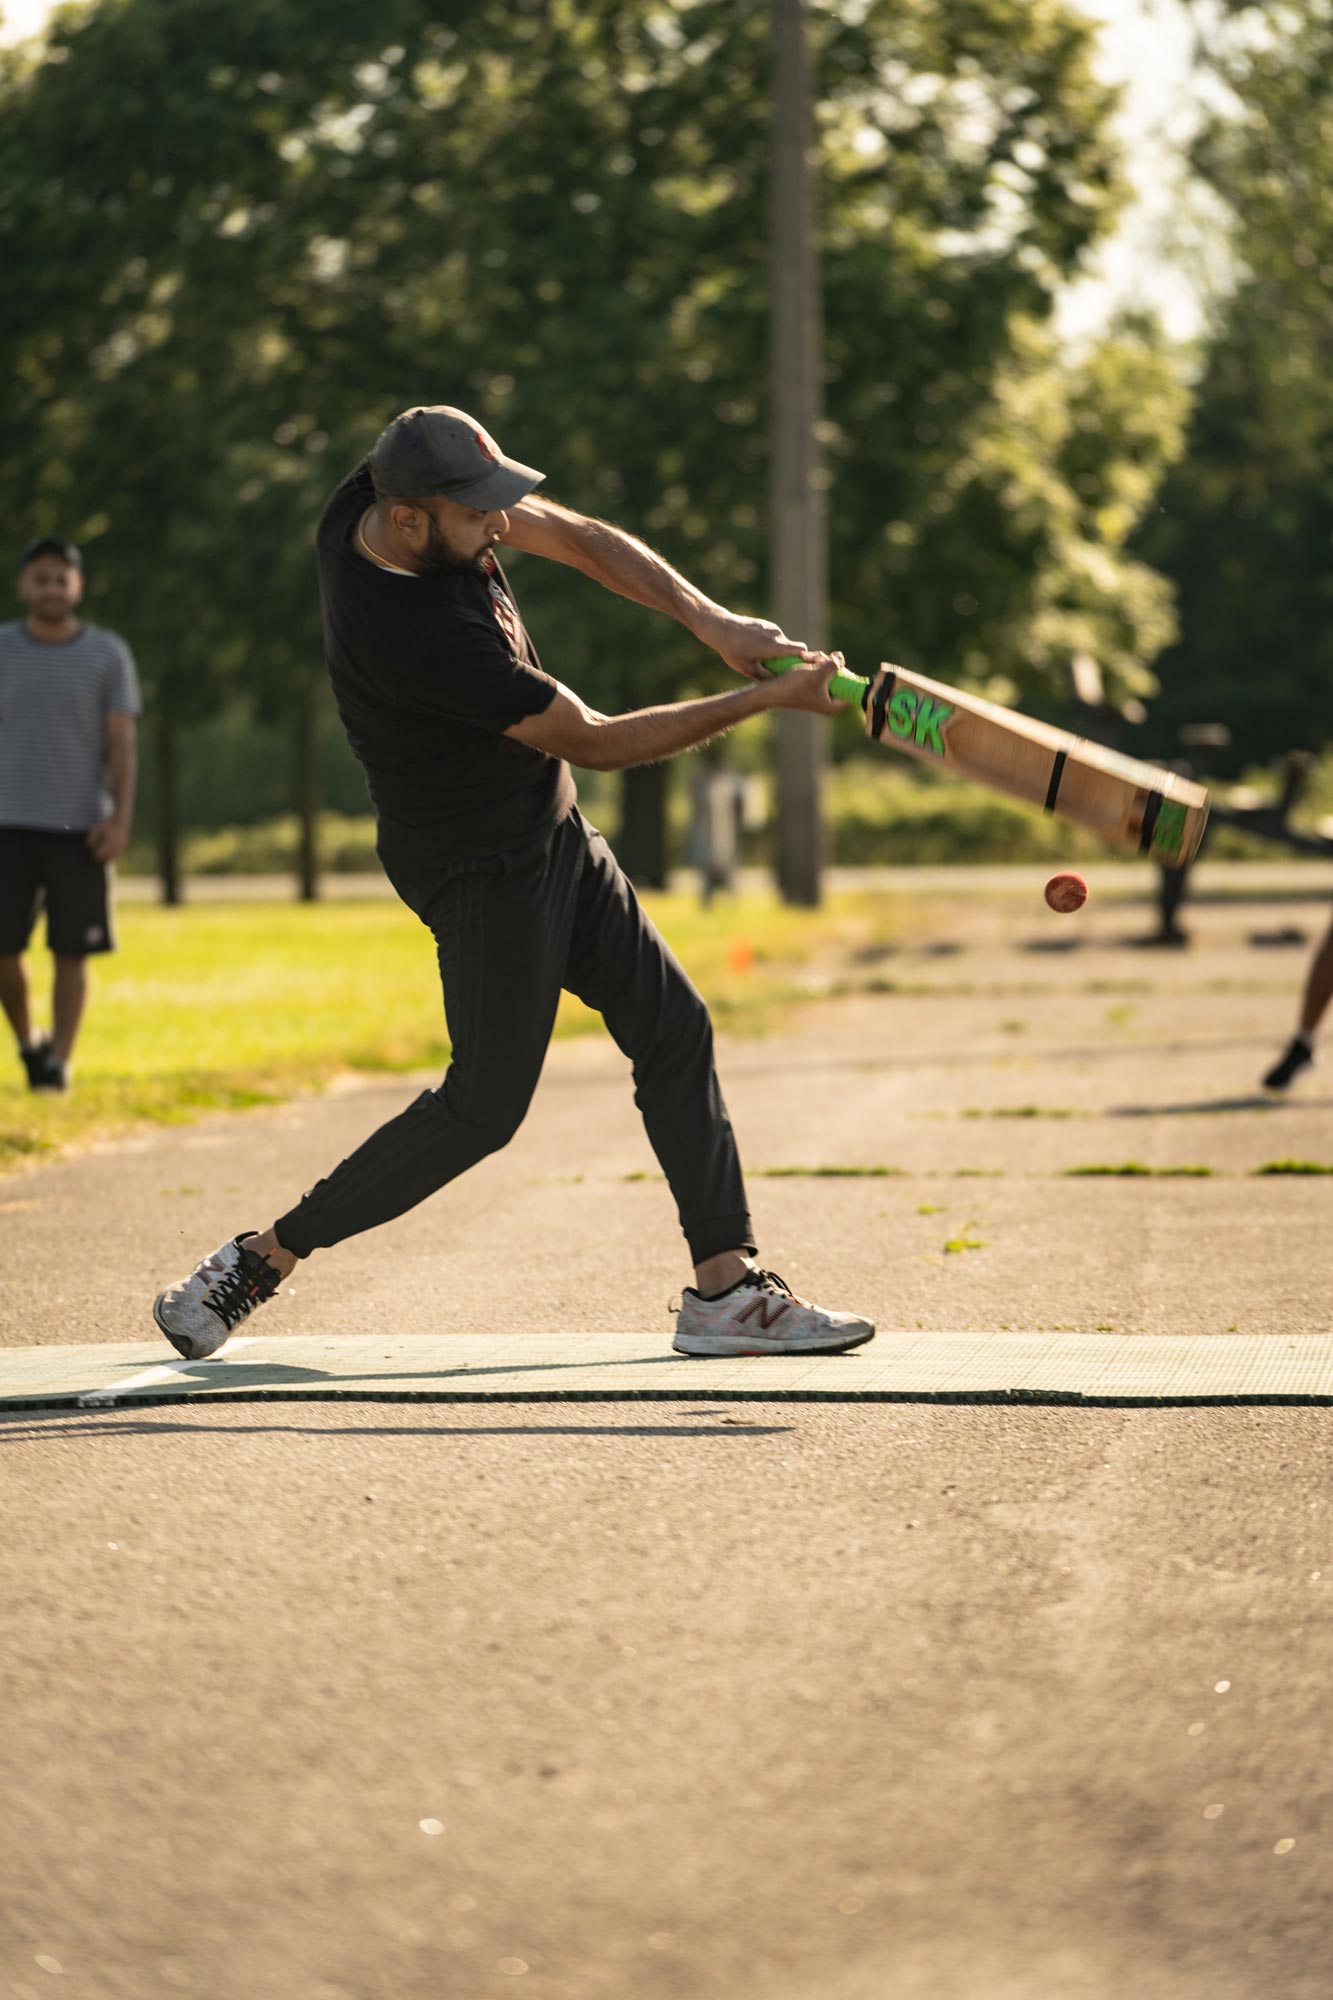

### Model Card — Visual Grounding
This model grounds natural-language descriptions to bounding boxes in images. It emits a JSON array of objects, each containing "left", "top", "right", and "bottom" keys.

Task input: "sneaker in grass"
[{"left": 20, "top": 1036, "right": 64, "bottom": 1091}]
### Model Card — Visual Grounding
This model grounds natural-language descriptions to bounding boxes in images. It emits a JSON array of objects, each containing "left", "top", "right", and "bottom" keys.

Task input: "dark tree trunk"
[
  {"left": 156, "top": 712, "right": 182, "bottom": 907},
  {"left": 294, "top": 675, "right": 320, "bottom": 903},
  {"left": 617, "top": 763, "right": 668, "bottom": 888}
]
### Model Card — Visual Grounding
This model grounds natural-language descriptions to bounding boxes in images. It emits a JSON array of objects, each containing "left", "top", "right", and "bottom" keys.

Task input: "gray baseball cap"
[
  {"left": 20, "top": 536, "right": 82, "bottom": 569},
  {"left": 368, "top": 405, "right": 545, "bottom": 510}
]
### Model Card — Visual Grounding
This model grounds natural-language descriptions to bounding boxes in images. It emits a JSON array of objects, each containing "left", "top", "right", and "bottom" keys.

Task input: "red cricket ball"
[{"left": 1044, "top": 871, "right": 1089, "bottom": 914}]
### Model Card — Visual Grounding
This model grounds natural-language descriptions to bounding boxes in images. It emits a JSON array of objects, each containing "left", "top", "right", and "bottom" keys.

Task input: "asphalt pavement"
[{"left": 2, "top": 866, "right": 1331, "bottom": 2000}]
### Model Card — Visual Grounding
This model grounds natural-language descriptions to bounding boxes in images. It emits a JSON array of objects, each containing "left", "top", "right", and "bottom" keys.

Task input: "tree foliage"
[
  {"left": 0, "top": 0, "right": 1185, "bottom": 797},
  {"left": 1141, "top": 0, "right": 1333, "bottom": 767}
]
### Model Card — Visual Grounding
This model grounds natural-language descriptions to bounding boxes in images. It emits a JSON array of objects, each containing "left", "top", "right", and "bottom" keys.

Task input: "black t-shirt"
[{"left": 315, "top": 463, "right": 576, "bottom": 865}]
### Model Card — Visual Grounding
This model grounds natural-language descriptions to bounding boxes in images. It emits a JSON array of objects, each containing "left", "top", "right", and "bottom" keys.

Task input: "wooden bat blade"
[{"left": 862, "top": 665, "right": 1209, "bottom": 867}]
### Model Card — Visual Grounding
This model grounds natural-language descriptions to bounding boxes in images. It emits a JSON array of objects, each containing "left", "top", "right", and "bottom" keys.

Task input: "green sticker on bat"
[
  {"left": 1151, "top": 799, "right": 1188, "bottom": 860},
  {"left": 885, "top": 687, "right": 953, "bottom": 756}
]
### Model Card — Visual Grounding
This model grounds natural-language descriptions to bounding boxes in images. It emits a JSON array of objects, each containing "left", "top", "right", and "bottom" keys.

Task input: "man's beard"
[{"left": 417, "top": 517, "right": 491, "bottom": 576}]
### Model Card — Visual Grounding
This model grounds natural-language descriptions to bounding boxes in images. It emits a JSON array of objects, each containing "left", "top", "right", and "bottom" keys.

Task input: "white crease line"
[{"left": 76, "top": 1338, "right": 262, "bottom": 1408}]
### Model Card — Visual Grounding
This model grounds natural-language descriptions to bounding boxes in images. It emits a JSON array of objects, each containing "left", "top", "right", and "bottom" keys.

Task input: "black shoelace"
[
  {"left": 746, "top": 1269, "right": 795, "bottom": 1299},
  {"left": 203, "top": 1250, "right": 280, "bottom": 1331}
]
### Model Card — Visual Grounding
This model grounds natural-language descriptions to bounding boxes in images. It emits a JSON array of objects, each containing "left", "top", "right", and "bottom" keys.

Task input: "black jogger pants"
[{"left": 274, "top": 811, "right": 755, "bottom": 1266}]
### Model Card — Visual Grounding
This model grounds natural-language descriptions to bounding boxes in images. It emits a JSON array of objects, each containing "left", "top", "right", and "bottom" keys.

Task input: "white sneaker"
[
  {"left": 153, "top": 1233, "right": 282, "bottom": 1359},
  {"left": 672, "top": 1269, "right": 875, "bottom": 1357}
]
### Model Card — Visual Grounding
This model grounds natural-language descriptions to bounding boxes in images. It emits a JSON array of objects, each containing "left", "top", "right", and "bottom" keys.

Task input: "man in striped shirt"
[{"left": 0, "top": 538, "right": 141, "bottom": 1091}]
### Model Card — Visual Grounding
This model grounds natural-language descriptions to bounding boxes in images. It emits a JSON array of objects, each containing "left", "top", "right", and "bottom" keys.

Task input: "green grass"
[
  {"left": 961, "top": 1106, "right": 1077, "bottom": 1120},
  {"left": 0, "top": 889, "right": 916, "bottom": 1171}
]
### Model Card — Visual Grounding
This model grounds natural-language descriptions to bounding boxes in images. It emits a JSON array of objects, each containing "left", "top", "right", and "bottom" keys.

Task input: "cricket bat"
[{"left": 768, "top": 657, "right": 1209, "bottom": 868}]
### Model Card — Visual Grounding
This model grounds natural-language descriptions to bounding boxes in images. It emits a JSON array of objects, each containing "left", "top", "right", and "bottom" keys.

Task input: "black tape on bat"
[
  {"left": 1138, "top": 790, "right": 1164, "bottom": 855},
  {"left": 869, "top": 667, "right": 898, "bottom": 743},
  {"left": 1043, "top": 749, "right": 1068, "bottom": 816}
]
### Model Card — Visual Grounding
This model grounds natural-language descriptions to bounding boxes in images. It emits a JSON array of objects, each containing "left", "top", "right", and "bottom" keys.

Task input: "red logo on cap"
[{"left": 475, "top": 429, "right": 498, "bottom": 462}]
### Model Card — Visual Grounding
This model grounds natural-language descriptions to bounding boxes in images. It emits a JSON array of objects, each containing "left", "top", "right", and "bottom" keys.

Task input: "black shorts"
[{"left": 0, "top": 828, "right": 116, "bottom": 957}]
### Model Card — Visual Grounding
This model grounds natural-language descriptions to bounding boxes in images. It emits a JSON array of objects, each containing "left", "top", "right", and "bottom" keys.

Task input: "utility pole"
[{"left": 769, "top": 0, "right": 827, "bottom": 906}]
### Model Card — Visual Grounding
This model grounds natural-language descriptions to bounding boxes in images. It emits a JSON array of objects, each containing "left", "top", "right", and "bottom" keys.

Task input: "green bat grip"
[{"left": 766, "top": 652, "right": 870, "bottom": 708}]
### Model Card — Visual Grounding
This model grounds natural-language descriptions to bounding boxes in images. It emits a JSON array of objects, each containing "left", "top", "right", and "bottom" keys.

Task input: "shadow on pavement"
[
  {"left": 1108, "top": 1094, "right": 1333, "bottom": 1117},
  {"left": 736, "top": 1036, "right": 1287, "bottom": 1078},
  {"left": 0, "top": 1415, "right": 791, "bottom": 1439}
]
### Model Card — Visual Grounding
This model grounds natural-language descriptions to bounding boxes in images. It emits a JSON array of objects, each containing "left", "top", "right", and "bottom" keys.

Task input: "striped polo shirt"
[{"left": 0, "top": 620, "right": 141, "bottom": 832}]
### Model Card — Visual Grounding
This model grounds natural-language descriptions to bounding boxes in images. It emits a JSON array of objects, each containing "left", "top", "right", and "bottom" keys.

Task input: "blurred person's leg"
[
  {"left": 0, "top": 953, "right": 33, "bottom": 1049},
  {"left": 1157, "top": 859, "right": 1191, "bottom": 943},
  {"left": 41, "top": 831, "right": 116, "bottom": 1086},
  {"left": 1297, "top": 918, "right": 1333, "bottom": 1037},
  {"left": 1262, "top": 914, "right": 1333, "bottom": 1090},
  {"left": 0, "top": 829, "right": 47, "bottom": 1081},
  {"left": 51, "top": 956, "right": 89, "bottom": 1065}
]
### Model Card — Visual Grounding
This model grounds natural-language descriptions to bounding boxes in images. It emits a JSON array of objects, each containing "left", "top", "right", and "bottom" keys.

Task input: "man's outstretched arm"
[
  {"left": 505, "top": 654, "right": 847, "bottom": 773},
  {"left": 499, "top": 494, "right": 804, "bottom": 681}
]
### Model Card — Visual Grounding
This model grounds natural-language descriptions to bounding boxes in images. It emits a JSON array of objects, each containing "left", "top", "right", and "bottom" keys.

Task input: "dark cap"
[
  {"left": 20, "top": 536, "right": 82, "bottom": 570},
  {"left": 368, "top": 406, "right": 544, "bottom": 510}
]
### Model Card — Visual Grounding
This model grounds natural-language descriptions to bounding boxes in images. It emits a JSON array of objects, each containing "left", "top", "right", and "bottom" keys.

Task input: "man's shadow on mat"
[{"left": 99, "top": 1353, "right": 864, "bottom": 1390}]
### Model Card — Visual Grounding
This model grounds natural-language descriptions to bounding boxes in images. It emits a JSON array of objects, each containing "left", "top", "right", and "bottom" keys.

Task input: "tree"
[
  {"left": 885, "top": 311, "right": 1187, "bottom": 719},
  {"left": 1140, "top": 0, "right": 1333, "bottom": 770},
  {"left": 0, "top": 0, "right": 1185, "bottom": 884}
]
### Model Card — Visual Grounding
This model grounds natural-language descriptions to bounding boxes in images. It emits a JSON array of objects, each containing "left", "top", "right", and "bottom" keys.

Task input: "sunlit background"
[{"left": 1, "top": 0, "right": 1327, "bottom": 907}]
